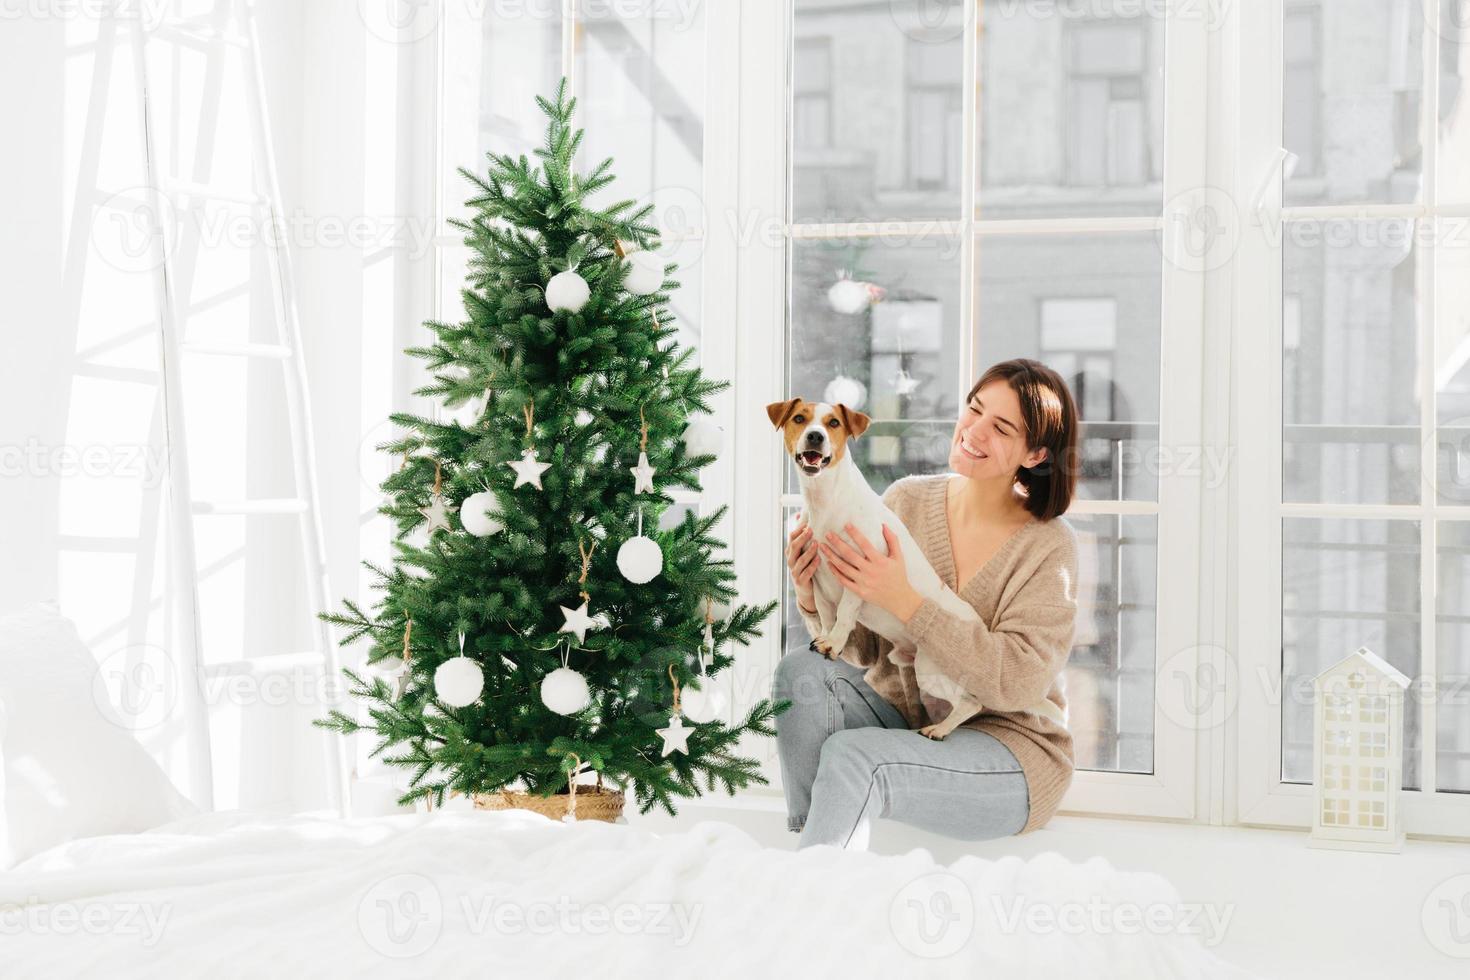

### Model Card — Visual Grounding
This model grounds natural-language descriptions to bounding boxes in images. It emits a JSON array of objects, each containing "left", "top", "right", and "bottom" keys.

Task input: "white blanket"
[{"left": 0, "top": 809, "right": 1262, "bottom": 979}]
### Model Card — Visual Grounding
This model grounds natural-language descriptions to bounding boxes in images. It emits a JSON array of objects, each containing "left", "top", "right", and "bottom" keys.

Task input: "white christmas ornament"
[
  {"left": 681, "top": 418, "right": 724, "bottom": 459},
  {"left": 434, "top": 637, "right": 483, "bottom": 708},
  {"left": 630, "top": 451, "right": 657, "bottom": 494},
  {"left": 681, "top": 683, "right": 726, "bottom": 724},
  {"left": 558, "top": 600, "right": 603, "bottom": 645},
  {"left": 893, "top": 368, "right": 921, "bottom": 396},
  {"left": 622, "top": 250, "right": 664, "bottom": 295},
  {"left": 704, "top": 597, "right": 733, "bottom": 623},
  {"left": 617, "top": 510, "right": 663, "bottom": 583},
  {"left": 507, "top": 448, "right": 552, "bottom": 489},
  {"left": 824, "top": 375, "right": 868, "bottom": 411},
  {"left": 827, "top": 277, "right": 872, "bottom": 315},
  {"left": 545, "top": 270, "right": 590, "bottom": 312},
  {"left": 657, "top": 713, "right": 692, "bottom": 756},
  {"left": 541, "top": 667, "right": 591, "bottom": 715},
  {"left": 419, "top": 491, "right": 456, "bottom": 534},
  {"left": 459, "top": 490, "right": 504, "bottom": 537}
]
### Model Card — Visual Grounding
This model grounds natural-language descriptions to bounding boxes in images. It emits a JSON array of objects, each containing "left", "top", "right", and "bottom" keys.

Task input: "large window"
[
  {"left": 770, "top": 0, "right": 1204, "bottom": 818},
  {"left": 1239, "top": 0, "right": 1470, "bottom": 836}
]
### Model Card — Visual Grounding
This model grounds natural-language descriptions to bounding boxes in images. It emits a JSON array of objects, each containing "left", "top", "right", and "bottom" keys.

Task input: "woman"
[{"left": 774, "top": 358, "right": 1080, "bottom": 851}]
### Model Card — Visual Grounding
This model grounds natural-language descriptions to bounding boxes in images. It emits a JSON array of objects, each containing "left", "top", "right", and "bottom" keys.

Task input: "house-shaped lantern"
[{"left": 1308, "top": 646, "right": 1411, "bottom": 853}]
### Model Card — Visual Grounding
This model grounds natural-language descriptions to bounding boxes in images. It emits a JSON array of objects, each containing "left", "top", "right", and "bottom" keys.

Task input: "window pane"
[
  {"left": 574, "top": 0, "right": 705, "bottom": 224},
  {"left": 976, "top": 232, "right": 1162, "bottom": 502},
  {"left": 1441, "top": 2, "right": 1470, "bottom": 204},
  {"left": 1436, "top": 521, "right": 1470, "bottom": 793},
  {"left": 979, "top": 3, "right": 1164, "bottom": 219},
  {"left": 1281, "top": 518, "right": 1421, "bottom": 790},
  {"left": 1282, "top": 1, "right": 1424, "bottom": 207},
  {"left": 1282, "top": 219, "right": 1422, "bottom": 505},
  {"left": 1067, "top": 514, "right": 1157, "bottom": 775},
  {"left": 440, "top": 2, "right": 563, "bottom": 232},
  {"left": 786, "top": 235, "right": 962, "bottom": 495},
  {"left": 791, "top": 0, "right": 965, "bottom": 222},
  {"left": 1436, "top": 219, "right": 1470, "bottom": 505}
]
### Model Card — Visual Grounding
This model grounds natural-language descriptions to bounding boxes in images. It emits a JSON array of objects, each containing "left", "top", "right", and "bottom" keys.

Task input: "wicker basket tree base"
[{"left": 472, "top": 784, "right": 627, "bottom": 823}]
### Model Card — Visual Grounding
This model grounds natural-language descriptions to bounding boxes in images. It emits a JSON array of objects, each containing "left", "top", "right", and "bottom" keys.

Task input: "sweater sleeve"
[{"left": 904, "top": 530, "right": 1078, "bottom": 712}]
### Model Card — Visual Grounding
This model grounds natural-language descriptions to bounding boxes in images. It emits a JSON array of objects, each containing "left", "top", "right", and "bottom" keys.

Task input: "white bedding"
[{"left": 0, "top": 809, "right": 1262, "bottom": 979}]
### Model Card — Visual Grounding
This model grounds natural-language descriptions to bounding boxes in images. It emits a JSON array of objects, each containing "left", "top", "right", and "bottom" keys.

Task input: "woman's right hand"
[{"left": 786, "top": 513, "right": 820, "bottom": 606}]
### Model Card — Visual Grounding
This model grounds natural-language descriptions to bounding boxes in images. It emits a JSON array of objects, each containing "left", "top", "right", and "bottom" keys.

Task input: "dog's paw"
[
  {"left": 811, "top": 636, "right": 838, "bottom": 658},
  {"left": 815, "top": 630, "right": 849, "bottom": 658},
  {"left": 917, "top": 723, "right": 948, "bottom": 741}
]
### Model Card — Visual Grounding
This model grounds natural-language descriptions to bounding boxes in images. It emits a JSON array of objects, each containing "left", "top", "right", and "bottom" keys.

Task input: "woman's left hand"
[{"left": 820, "top": 524, "right": 924, "bottom": 623}]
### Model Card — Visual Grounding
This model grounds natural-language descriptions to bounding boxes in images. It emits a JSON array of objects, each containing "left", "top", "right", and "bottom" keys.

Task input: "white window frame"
[
  {"left": 1234, "top": 0, "right": 1470, "bottom": 838},
  {"left": 732, "top": 0, "right": 1212, "bottom": 822}
]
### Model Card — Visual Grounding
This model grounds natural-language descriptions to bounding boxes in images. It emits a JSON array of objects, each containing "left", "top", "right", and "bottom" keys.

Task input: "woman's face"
[{"left": 948, "top": 380, "right": 1046, "bottom": 480}]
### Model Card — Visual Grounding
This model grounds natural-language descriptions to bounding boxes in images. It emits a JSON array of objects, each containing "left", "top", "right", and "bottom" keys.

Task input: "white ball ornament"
[
  {"left": 681, "top": 683, "right": 727, "bottom": 725},
  {"left": 433, "top": 657, "right": 483, "bottom": 708},
  {"left": 682, "top": 417, "right": 724, "bottom": 459},
  {"left": 459, "top": 491, "right": 503, "bottom": 537},
  {"left": 705, "top": 597, "right": 732, "bottom": 623},
  {"left": 541, "top": 667, "right": 591, "bottom": 715},
  {"left": 545, "top": 270, "right": 590, "bottom": 312},
  {"left": 827, "top": 278, "right": 871, "bottom": 315},
  {"left": 824, "top": 374, "right": 868, "bottom": 411},
  {"left": 617, "top": 534, "right": 663, "bottom": 584},
  {"left": 622, "top": 250, "right": 664, "bottom": 295}
]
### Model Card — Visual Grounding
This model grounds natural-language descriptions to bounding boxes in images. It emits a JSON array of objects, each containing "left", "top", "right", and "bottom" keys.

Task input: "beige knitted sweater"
[{"left": 797, "top": 472, "right": 1080, "bottom": 835}]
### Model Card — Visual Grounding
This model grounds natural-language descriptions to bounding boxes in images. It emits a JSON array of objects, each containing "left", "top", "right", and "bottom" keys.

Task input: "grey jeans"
[{"left": 772, "top": 648, "right": 1030, "bottom": 850}]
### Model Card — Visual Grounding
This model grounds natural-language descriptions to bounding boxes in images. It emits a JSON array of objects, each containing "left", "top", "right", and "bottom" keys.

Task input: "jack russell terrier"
[{"left": 769, "top": 397, "right": 1067, "bottom": 740}]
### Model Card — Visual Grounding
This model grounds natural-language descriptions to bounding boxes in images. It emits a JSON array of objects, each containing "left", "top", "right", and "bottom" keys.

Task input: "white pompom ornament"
[
  {"left": 545, "top": 270, "right": 590, "bottom": 313},
  {"left": 434, "top": 637, "right": 483, "bottom": 708},
  {"left": 682, "top": 417, "right": 724, "bottom": 459},
  {"left": 705, "top": 597, "right": 732, "bottom": 623},
  {"left": 827, "top": 278, "right": 871, "bottom": 315},
  {"left": 541, "top": 667, "right": 591, "bottom": 715},
  {"left": 617, "top": 509, "right": 663, "bottom": 584},
  {"left": 681, "top": 683, "right": 727, "bottom": 724},
  {"left": 622, "top": 250, "right": 664, "bottom": 295},
  {"left": 459, "top": 490, "right": 503, "bottom": 537},
  {"left": 824, "top": 375, "right": 868, "bottom": 411}
]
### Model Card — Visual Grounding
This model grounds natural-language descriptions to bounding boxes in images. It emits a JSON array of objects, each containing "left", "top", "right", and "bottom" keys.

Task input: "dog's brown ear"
[
  {"left": 766, "top": 398, "right": 802, "bottom": 430},
  {"left": 835, "top": 403, "right": 871, "bottom": 439}
]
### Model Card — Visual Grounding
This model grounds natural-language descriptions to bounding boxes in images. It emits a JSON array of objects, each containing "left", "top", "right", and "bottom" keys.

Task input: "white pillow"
[{"left": 0, "top": 604, "right": 197, "bottom": 868}]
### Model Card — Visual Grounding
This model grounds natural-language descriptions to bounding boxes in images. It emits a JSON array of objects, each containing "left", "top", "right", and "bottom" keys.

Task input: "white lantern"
[
  {"left": 681, "top": 682, "right": 726, "bottom": 724},
  {"left": 546, "top": 270, "right": 590, "bottom": 312},
  {"left": 827, "top": 278, "right": 871, "bottom": 315},
  {"left": 617, "top": 535, "right": 663, "bottom": 584},
  {"left": 459, "top": 491, "right": 503, "bottom": 537},
  {"left": 622, "top": 251, "right": 664, "bottom": 295},
  {"left": 1308, "top": 646, "right": 1411, "bottom": 853},
  {"left": 433, "top": 657, "right": 484, "bottom": 708},
  {"left": 682, "top": 417, "right": 723, "bottom": 459},
  {"left": 824, "top": 375, "right": 867, "bottom": 411},
  {"left": 541, "top": 667, "right": 591, "bottom": 715}
]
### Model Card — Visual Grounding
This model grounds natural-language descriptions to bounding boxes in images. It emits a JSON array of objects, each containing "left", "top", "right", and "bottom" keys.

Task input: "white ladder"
[{"left": 126, "top": 0, "right": 350, "bottom": 815}]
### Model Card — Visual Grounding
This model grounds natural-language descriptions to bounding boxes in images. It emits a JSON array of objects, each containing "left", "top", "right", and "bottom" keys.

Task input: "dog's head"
[{"left": 765, "top": 398, "right": 871, "bottom": 477}]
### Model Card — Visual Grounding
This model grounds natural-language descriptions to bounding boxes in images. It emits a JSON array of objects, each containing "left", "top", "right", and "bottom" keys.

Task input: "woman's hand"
[
  {"left": 819, "top": 523, "right": 924, "bottom": 623},
  {"left": 785, "top": 513, "right": 820, "bottom": 611}
]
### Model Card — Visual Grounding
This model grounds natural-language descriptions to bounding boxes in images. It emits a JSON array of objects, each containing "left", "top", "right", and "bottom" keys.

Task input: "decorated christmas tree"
[{"left": 316, "top": 79, "right": 786, "bottom": 817}]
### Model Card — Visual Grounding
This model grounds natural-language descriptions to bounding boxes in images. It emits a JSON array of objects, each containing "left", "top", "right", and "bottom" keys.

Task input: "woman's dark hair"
[{"left": 967, "top": 358, "right": 1078, "bottom": 521}]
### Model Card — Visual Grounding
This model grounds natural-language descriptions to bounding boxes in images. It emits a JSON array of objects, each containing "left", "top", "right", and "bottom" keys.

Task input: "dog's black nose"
[{"left": 804, "top": 430, "right": 824, "bottom": 446}]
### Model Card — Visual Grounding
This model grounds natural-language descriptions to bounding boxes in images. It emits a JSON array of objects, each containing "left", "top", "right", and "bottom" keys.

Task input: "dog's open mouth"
[{"left": 796, "top": 450, "right": 830, "bottom": 474}]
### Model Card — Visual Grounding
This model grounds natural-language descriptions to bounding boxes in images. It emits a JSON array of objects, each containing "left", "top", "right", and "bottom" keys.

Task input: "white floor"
[{"left": 625, "top": 790, "right": 1470, "bottom": 980}]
